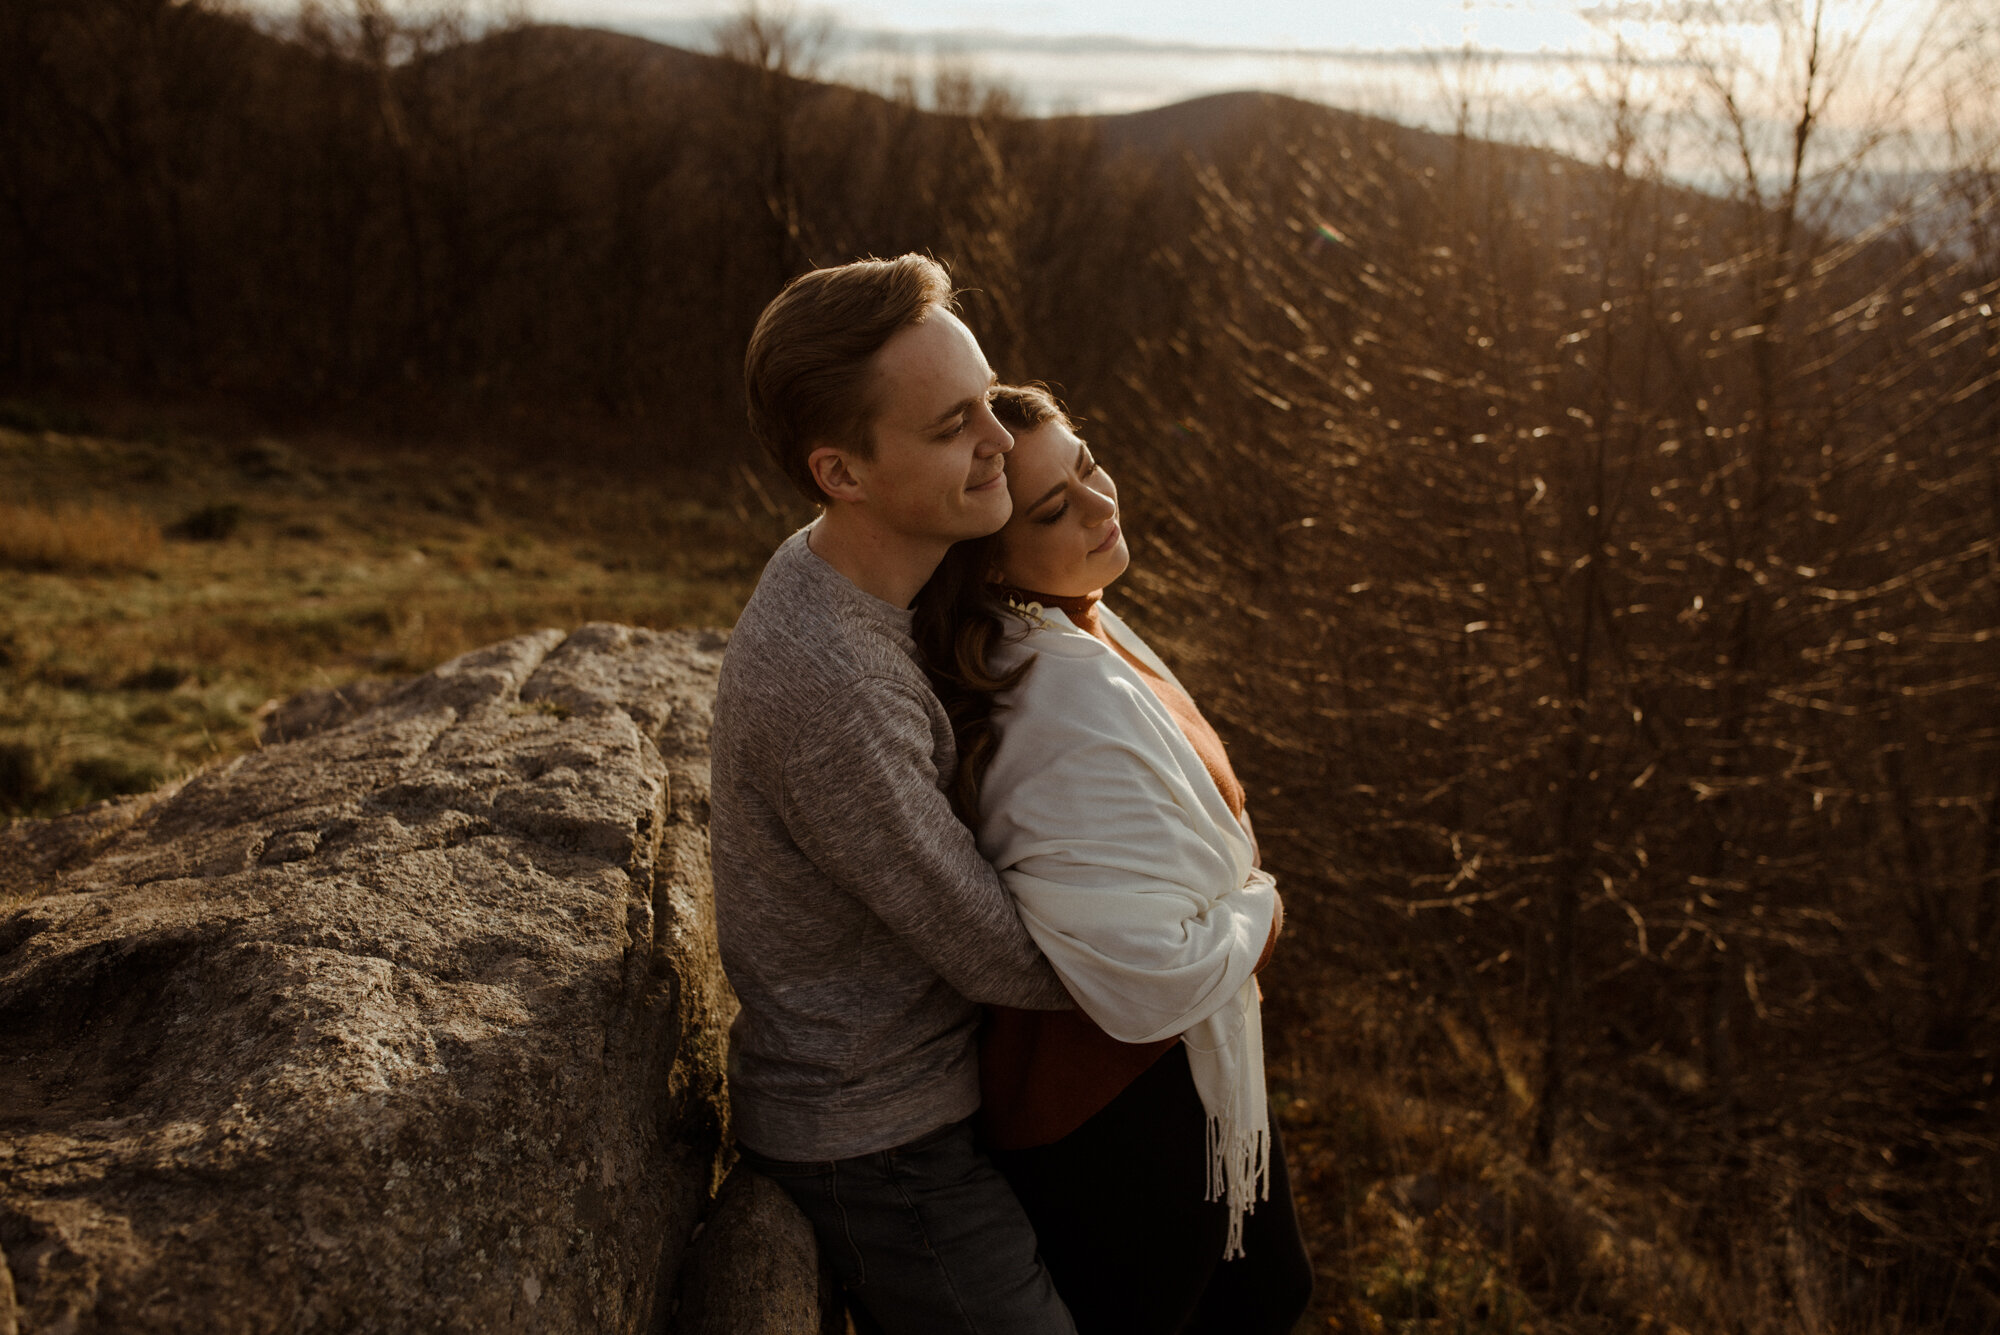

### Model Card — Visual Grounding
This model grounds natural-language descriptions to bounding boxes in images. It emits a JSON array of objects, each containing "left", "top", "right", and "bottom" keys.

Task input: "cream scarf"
[{"left": 976, "top": 602, "right": 1276, "bottom": 1258}]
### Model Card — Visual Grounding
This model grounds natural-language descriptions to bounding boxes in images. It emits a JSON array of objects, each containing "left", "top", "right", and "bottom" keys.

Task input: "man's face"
[{"left": 846, "top": 309, "right": 1014, "bottom": 544}]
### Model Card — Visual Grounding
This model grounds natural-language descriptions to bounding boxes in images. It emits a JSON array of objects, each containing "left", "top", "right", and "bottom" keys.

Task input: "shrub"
[
  {"left": 165, "top": 502, "right": 245, "bottom": 542},
  {"left": 0, "top": 740, "right": 44, "bottom": 813},
  {"left": 118, "top": 663, "right": 195, "bottom": 692}
]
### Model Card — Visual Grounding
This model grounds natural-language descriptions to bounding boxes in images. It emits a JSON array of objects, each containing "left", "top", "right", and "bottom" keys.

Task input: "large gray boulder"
[{"left": 0, "top": 625, "right": 824, "bottom": 1333}]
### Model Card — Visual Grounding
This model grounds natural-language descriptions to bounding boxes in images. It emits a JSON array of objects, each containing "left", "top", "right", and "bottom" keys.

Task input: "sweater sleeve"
[
  {"left": 978, "top": 647, "right": 1278, "bottom": 1044},
  {"left": 1254, "top": 891, "right": 1283, "bottom": 973},
  {"left": 780, "top": 673, "right": 1073, "bottom": 1012}
]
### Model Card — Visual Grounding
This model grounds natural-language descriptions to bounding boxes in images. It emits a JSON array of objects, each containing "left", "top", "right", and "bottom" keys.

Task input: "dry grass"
[
  {"left": 0, "top": 421, "right": 778, "bottom": 820},
  {"left": 0, "top": 501, "right": 161, "bottom": 572},
  {"left": 1269, "top": 970, "right": 1745, "bottom": 1335},
  {"left": 1258, "top": 891, "right": 2000, "bottom": 1335}
]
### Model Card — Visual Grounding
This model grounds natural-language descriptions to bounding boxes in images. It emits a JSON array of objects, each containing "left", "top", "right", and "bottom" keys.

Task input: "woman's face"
[{"left": 992, "top": 419, "right": 1129, "bottom": 598}]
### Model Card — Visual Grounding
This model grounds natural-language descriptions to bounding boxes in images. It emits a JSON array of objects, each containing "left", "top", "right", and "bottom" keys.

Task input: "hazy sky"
[
  {"left": 495, "top": 0, "right": 1941, "bottom": 127},
  {"left": 520, "top": 0, "right": 1652, "bottom": 122},
  {"left": 541, "top": 0, "right": 1611, "bottom": 54},
  {"left": 254, "top": 0, "right": 1955, "bottom": 161}
]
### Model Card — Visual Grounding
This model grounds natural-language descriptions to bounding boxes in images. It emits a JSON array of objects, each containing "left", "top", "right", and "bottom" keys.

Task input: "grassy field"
[{"left": 0, "top": 416, "right": 780, "bottom": 818}]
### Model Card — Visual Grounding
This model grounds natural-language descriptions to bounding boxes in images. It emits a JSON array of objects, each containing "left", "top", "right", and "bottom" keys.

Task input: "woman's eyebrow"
[
  {"left": 1023, "top": 447, "right": 1090, "bottom": 516},
  {"left": 1025, "top": 478, "right": 1067, "bottom": 514}
]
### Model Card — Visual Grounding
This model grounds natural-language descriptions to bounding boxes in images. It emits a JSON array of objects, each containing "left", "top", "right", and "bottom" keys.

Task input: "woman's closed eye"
[{"left": 1035, "top": 458, "right": 1100, "bottom": 523}]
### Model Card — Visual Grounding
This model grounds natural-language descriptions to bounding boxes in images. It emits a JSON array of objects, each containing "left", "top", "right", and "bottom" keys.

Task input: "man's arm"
[{"left": 780, "top": 674, "right": 1073, "bottom": 1011}]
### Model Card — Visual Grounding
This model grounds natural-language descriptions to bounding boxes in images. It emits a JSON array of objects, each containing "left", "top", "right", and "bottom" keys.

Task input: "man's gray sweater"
[{"left": 711, "top": 527, "right": 1073, "bottom": 1161}]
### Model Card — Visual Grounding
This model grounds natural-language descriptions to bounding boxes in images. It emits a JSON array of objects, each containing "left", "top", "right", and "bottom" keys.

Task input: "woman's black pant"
[{"left": 987, "top": 1044, "right": 1315, "bottom": 1335}]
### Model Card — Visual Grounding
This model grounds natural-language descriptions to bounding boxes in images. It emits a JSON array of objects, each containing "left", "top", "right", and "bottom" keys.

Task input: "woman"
[{"left": 912, "top": 385, "right": 1314, "bottom": 1334}]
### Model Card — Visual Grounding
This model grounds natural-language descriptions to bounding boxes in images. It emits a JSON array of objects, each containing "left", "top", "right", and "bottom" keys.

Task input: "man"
[{"left": 710, "top": 254, "right": 1077, "bottom": 1335}]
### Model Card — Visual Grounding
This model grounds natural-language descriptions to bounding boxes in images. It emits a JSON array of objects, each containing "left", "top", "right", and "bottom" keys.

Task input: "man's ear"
[{"left": 807, "top": 445, "right": 865, "bottom": 505}]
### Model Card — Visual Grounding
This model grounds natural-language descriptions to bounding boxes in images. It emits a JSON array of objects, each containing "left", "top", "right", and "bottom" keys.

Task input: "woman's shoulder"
[
  {"left": 989, "top": 607, "right": 1116, "bottom": 673},
  {"left": 1091, "top": 604, "right": 1183, "bottom": 687},
  {"left": 993, "top": 602, "right": 1176, "bottom": 680},
  {"left": 992, "top": 611, "right": 1156, "bottom": 722}
]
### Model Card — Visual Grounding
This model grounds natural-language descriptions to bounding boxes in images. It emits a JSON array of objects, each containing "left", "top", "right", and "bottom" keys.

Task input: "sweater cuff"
[{"left": 1253, "top": 890, "right": 1283, "bottom": 973}]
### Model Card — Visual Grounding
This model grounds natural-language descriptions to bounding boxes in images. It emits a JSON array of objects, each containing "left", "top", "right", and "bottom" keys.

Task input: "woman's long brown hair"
[{"left": 911, "top": 384, "right": 1071, "bottom": 820}]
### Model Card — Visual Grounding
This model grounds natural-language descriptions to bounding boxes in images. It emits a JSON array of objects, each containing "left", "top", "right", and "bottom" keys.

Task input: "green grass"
[{"left": 0, "top": 422, "right": 779, "bottom": 818}]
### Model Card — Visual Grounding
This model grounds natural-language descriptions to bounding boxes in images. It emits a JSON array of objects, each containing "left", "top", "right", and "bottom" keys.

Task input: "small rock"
[
  {"left": 257, "top": 829, "right": 319, "bottom": 865},
  {"left": 257, "top": 679, "right": 400, "bottom": 744},
  {"left": 674, "top": 1165, "right": 833, "bottom": 1335}
]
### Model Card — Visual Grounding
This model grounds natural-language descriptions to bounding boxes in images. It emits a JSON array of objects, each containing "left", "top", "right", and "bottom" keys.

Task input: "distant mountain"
[
  {"left": 482, "top": 28, "right": 1465, "bottom": 173},
  {"left": 1072, "top": 89, "right": 1403, "bottom": 159}
]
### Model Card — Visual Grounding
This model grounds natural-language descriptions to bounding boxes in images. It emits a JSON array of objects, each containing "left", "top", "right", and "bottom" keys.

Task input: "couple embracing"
[{"left": 711, "top": 255, "right": 1314, "bottom": 1334}]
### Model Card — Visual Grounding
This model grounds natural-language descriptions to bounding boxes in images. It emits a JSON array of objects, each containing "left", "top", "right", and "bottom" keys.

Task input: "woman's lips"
[{"left": 1090, "top": 521, "right": 1121, "bottom": 554}]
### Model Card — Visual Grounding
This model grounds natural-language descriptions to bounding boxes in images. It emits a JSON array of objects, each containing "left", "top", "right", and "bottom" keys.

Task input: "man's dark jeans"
[{"left": 738, "top": 1118, "right": 1076, "bottom": 1335}]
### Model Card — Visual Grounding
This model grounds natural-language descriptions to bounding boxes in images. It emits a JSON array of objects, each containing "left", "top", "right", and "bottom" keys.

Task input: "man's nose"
[{"left": 974, "top": 404, "right": 1013, "bottom": 455}]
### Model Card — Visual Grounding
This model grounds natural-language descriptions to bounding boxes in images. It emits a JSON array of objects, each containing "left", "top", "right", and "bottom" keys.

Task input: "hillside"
[
  {"left": 4, "top": 2, "right": 1998, "bottom": 1330},
  {"left": 0, "top": 10, "right": 1689, "bottom": 451}
]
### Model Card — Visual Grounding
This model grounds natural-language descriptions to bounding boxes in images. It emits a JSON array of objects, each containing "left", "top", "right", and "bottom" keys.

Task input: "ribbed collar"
[{"left": 785, "top": 524, "right": 915, "bottom": 636}]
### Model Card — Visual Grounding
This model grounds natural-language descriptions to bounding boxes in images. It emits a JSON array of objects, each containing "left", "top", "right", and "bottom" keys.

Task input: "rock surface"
[
  {"left": 672, "top": 1165, "right": 837, "bottom": 1335},
  {"left": 0, "top": 624, "right": 804, "bottom": 1333}
]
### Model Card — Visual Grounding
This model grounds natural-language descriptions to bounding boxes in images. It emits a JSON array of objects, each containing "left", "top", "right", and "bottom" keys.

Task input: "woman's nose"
[{"left": 1081, "top": 482, "right": 1116, "bottom": 523}]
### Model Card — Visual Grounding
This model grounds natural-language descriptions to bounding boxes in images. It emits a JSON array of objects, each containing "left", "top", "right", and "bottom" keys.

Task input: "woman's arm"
[{"left": 978, "top": 639, "right": 1277, "bottom": 1044}]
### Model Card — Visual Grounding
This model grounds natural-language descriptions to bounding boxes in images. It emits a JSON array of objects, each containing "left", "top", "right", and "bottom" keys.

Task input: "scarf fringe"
[{"left": 1206, "top": 1110, "right": 1272, "bottom": 1261}]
